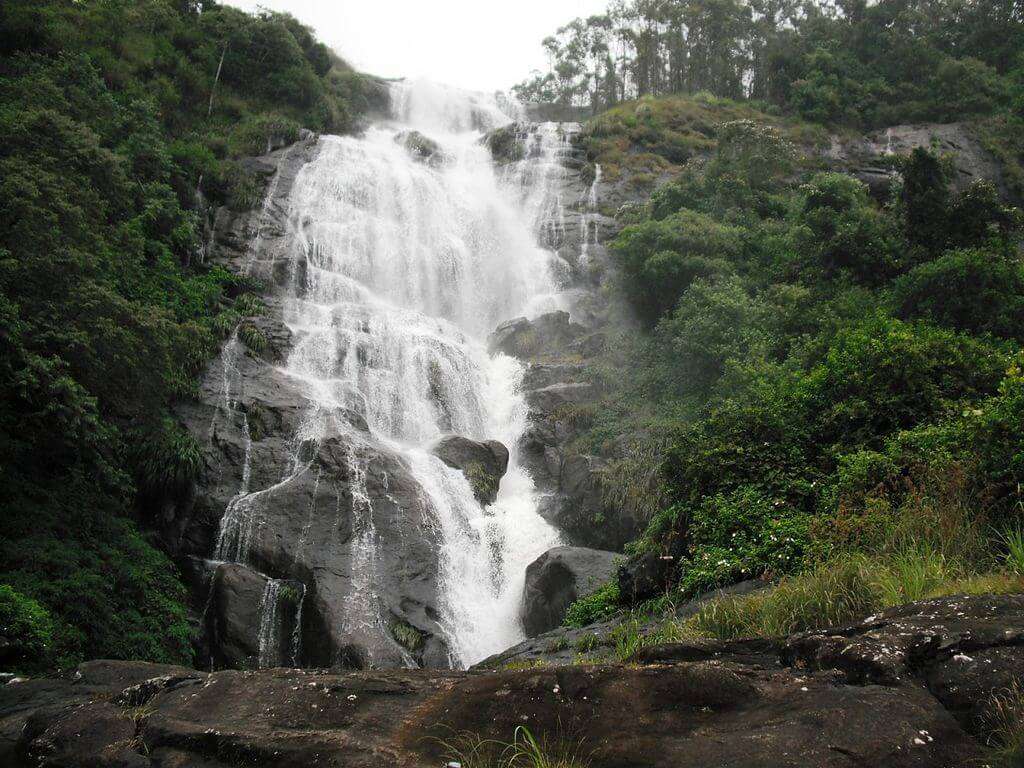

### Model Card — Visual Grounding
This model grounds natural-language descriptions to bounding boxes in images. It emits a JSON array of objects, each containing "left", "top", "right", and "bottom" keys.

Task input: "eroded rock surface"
[{"left": 4, "top": 596, "right": 1017, "bottom": 768}]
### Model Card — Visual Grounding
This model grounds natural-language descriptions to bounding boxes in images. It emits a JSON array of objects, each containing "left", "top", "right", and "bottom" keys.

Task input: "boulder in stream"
[{"left": 429, "top": 434, "right": 509, "bottom": 505}]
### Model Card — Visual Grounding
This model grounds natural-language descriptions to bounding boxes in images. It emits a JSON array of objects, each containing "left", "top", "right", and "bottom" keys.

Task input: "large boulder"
[
  {"left": 521, "top": 546, "right": 618, "bottom": 637},
  {"left": 488, "top": 311, "right": 585, "bottom": 359},
  {"left": 525, "top": 382, "right": 595, "bottom": 413},
  {"left": 219, "top": 432, "right": 452, "bottom": 670},
  {"left": 203, "top": 562, "right": 303, "bottom": 670},
  {"left": 530, "top": 454, "right": 642, "bottom": 552},
  {"left": 429, "top": 434, "right": 509, "bottom": 505}
]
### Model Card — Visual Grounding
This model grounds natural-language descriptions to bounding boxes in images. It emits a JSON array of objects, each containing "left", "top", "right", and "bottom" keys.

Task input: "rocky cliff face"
[
  {"left": 824, "top": 122, "right": 1010, "bottom": 199},
  {"left": 163, "top": 102, "right": 602, "bottom": 675},
  {"left": 165, "top": 134, "right": 457, "bottom": 671},
  {"left": 3, "top": 595, "right": 1020, "bottom": 767}
]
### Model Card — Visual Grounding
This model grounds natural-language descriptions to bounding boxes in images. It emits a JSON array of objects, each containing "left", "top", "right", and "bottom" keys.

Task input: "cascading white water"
[
  {"left": 580, "top": 164, "right": 602, "bottom": 268},
  {"left": 256, "top": 579, "right": 284, "bottom": 668},
  {"left": 215, "top": 79, "right": 575, "bottom": 668}
]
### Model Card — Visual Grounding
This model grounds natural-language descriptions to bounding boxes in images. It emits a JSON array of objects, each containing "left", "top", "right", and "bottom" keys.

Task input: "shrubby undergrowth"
[{"left": 567, "top": 117, "right": 1024, "bottom": 625}]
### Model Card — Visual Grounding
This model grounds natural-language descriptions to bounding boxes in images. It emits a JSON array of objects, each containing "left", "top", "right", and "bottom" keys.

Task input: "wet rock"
[
  {"left": 617, "top": 546, "right": 682, "bottom": 603},
  {"left": 482, "top": 123, "right": 528, "bottom": 164},
  {"left": 395, "top": 130, "right": 450, "bottom": 166},
  {"left": 206, "top": 134, "right": 320, "bottom": 285},
  {"left": 530, "top": 454, "right": 641, "bottom": 552},
  {"left": 204, "top": 563, "right": 303, "bottom": 670},
  {"left": 521, "top": 546, "right": 618, "bottom": 637},
  {"left": 239, "top": 315, "right": 293, "bottom": 363},
  {"left": 206, "top": 562, "right": 269, "bottom": 669},
  {"left": 429, "top": 434, "right": 509, "bottom": 505},
  {"left": 488, "top": 311, "right": 585, "bottom": 359},
  {"left": 525, "top": 382, "right": 595, "bottom": 413},
  {"left": 521, "top": 362, "right": 586, "bottom": 391},
  {"left": 232, "top": 434, "right": 452, "bottom": 670},
  {"left": 780, "top": 593, "right": 1024, "bottom": 692}
]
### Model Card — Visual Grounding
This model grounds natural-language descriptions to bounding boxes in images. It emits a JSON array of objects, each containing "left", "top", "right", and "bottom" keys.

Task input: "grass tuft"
[
  {"left": 1001, "top": 527, "right": 1024, "bottom": 575},
  {"left": 985, "top": 680, "right": 1024, "bottom": 767},
  {"left": 436, "top": 725, "right": 590, "bottom": 768}
]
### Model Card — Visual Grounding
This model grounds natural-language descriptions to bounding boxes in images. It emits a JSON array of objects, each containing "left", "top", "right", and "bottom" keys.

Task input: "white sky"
[{"left": 228, "top": 0, "right": 609, "bottom": 92}]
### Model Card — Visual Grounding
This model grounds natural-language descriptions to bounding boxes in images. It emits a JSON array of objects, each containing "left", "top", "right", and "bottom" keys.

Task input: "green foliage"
[
  {"left": 517, "top": 0, "right": 1024, "bottom": 130},
  {"left": 0, "top": 479, "right": 193, "bottom": 668},
  {"left": 985, "top": 681, "right": 1024, "bottom": 767},
  {"left": 612, "top": 209, "right": 741, "bottom": 325},
  {"left": 465, "top": 462, "right": 500, "bottom": 504},
  {"left": 794, "top": 172, "right": 901, "bottom": 283},
  {"left": 563, "top": 581, "right": 620, "bottom": 628},
  {"left": 391, "top": 619, "right": 426, "bottom": 652},
  {"left": 239, "top": 322, "right": 268, "bottom": 354},
  {"left": 654, "top": 276, "right": 773, "bottom": 394},
  {"left": 127, "top": 418, "right": 202, "bottom": 502},
  {"left": 578, "top": 99, "right": 1024, "bottom": 610},
  {"left": 677, "top": 487, "right": 811, "bottom": 594},
  {"left": 230, "top": 114, "right": 301, "bottom": 156},
  {"left": 684, "top": 557, "right": 880, "bottom": 638},
  {"left": 0, "top": 0, "right": 376, "bottom": 667},
  {"left": 0, "top": 585, "right": 54, "bottom": 670},
  {"left": 899, "top": 148, "right": 953, "bottom": 252},
  {"left": 893, "top": 248, "right": 1024, "bottom": 340},
  {"left": 805, "top": 316, "right": 1005, "bottom": 448}
]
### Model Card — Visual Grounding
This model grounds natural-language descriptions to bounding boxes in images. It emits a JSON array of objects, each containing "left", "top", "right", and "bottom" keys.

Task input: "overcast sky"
[{"left": 228, "top": 0, "right": 609, "bottom": 92}]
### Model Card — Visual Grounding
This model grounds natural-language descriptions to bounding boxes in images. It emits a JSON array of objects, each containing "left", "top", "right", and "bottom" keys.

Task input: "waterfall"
[
  {"left": 580, "top": 163, "right": 602, "bottom": 268},
  {"left": 213, "top": 80, "right": 573, "bottom": 668},
  {"left": 256, "top": 579, "right": 285, "bottom": 668}
]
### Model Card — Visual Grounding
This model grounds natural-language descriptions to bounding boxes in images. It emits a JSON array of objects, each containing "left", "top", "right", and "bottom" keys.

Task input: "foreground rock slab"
[{"left": 5, "top": 595, "right": 1019, "bottom": 768}]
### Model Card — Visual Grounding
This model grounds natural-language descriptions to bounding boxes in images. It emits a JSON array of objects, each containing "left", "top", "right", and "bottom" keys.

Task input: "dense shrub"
[
  {"left": 0, "top": 586, "right": 53, "bottom": 670},
  {"left": 581, "top": 114, "right": 1022, "bottom": 612},
  {"left": 654, "top": 276, "right": 773, "bottom": 394},
  {"left": 794, "top": 173, "right": 902, "bottom": 283},
  {"left": 893, "top": 248, "right": 1024, "bottom": 339},
  {"left": 612, "top": 210, "right": 742, "bottom": 325}
]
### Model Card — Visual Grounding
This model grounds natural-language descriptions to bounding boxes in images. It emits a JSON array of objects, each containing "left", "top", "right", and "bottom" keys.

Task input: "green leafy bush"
[
  {"left": 611, "top": 209, "right": 742, "bottom": 325},
  {"left": 0, "top": 585, "right": 53, "bottom": 670},
  {"left": 563, "top": 581, "right": 620, "bottom": 628},
  {"left": 893, "top": 248, "right": 1024, "bottom": 340}
]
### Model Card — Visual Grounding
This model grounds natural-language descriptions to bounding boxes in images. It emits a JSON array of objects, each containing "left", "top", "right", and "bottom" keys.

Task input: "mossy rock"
[
  {"left": 464, "top": 462, "right": 500, "bottom": 505},
  {"left": 391, "top": 619, "right": 426, "bottom": 652},
  {"left": 484, "top": 124, "right": 525, "bottom": 164}
]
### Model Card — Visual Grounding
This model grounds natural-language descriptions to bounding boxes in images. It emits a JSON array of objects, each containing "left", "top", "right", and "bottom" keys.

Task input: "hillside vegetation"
[
  {"left": 566, "top": 119, "right": 1024, "bottom": 625},
  {"left": 0, "top": 0, "right": 382, "bottom": 670}
]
